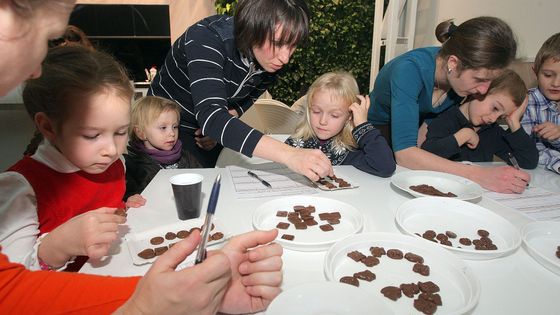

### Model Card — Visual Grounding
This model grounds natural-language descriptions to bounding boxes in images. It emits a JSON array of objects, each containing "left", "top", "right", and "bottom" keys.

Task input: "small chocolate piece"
[
  {"left": 165, "top": 232, "right": 177, "bottom": 240},
  {"left": 329, "top": 212, "right": 341, "bottom": 219},
  {"left": 276, "top": 222, "right": 290, "bottom": 229},
  {"left": 211, "top": 232, "right": 224, "bottom": 240},
  {"left": 380, "top": 286, "right": 402, "bottom": 301},
  {"left": 445, "top": 230, "right": 457, "bottom": 238},
  {"left": 339, "top": 276, "right": 359, "bottom": 287},
  {"left": 328, "top": 175, "right": 338, "bottom": 180},
  {"left": 436, "top": 233, "right": 448, "bottom": 242},
  {"left": 387, "top": 249, "right": 404, "bottom": 259},
  {"left": 318, "top": 212, "right": 332, "bottom": 220},
  {"left": 459, "top": 237, "right": 472, "bottom": 246},
  {"left": 360, "top": 256, "right": 380, "bottom": 267},
  {"left": 347, "top": 250, "right": 367, "bottom": 262},
  {"left": 325, "top": 183, "right": 336, "bottom": 189},
  {"left": 276, "top": 211, "right": 288, "bottom": 217},
  {"left": 414, "top": 297, "right": 438, "bottom": 315},
  {"left": 477, "top": 229, "right": 489, "bottom": 237},
  {"left": 338, "top": 181, "right": 351, "bottom": 188},
  {"left": 115, "top": 208, "right": 127, "bottom": 217},
  {"left": 410, "top": 184, "right": 457, "bottom": 197},
  {"left": 327, "top": 219, "right": 340, "bottom": 225},
  {"left": 319, "top": 224, "right": 334, "bottom": 232},
  {"left": 422, "top": 230, "right": 436, "bottom": 240},
  {"left": 154, "top": 246, "right": 168, "bottom": 256},
  {"left": 404, "top": 252, "right": 424, "bottom": 263},
  {"left": 370, "top": 246, "right": 386, "bottom": 257},
  {"left": 418, "top": 281, "right": 440, "bottom": 294},
  {"left": 440, "top": 239, "right": 452, "bottom": 246},
  {"left": 293, "top": 205, "right": 306, "bottom": 211},
  {"left": 137, "top": 248, "right": 156, "bottom": 259},
  {"left": 176, "top": 230, "right": 190, "bottom": 239},
  {"left": 419, "top": 292, "right": 442, "bottom": 306},
  {"left": 304, "top": 219, "right": 318, "bottom": 226},
  {"left": 287, "top": 211, "right": 299, "bottom": 218},
  {"left": 288, "top": 217, "right": 303, "bottom": 224},
  {"left": 281, "top": 234, "right": 294, "bottom": 241},
  {"left": 294, "top": 222, "right": 308, "bottom": 230},
  {"left": 190, "top": 227, "right": 201, "bottom": 234},
  {"left": 353, "top": 270, "right": 376, "bottom": 282},
  {"left": 556, "top": 250, "right": 560, "bottom": 259},
  {"left": 400, "top": 282, "right": 420, "bottom": 298},
  {"left": 150, "top": 236, "right": 164, "bottom": 245},
  {"left": 413, "top": 263, "right": 430, "bottom": 276}
]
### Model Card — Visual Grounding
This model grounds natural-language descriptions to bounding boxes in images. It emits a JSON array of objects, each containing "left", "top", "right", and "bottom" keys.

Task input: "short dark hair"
[
  {"left": 534, "top": 33, "right": 560, "bottom": 74},
  {"left": 435, "top": 16, "right": 517, "bottom": 70},
  {"left": 487, "top": 69, "right": 527, "bottom": 107},
  {"left": 234, "top": 0, "right": 310, "bottom": 58}
]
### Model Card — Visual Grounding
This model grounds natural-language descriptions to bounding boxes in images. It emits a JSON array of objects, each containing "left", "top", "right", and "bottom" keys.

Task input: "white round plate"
[
  {"left": 266, "top": 282, "right": 393, "bottom": 315},
  {"left": 125, "top": 218, "right": 230, "bottom": 265},
  {"left": 252, "top": 195, "right": 364, "bottom": 251},
  {"left": 395, "top": 197, "right": 521, "bottom": 260},
  {"left": 391, "top": 170, "right": 483, "bottom": 201},
  {"left": 324, "top": 232, "right": 480, "bottom": 315},
  {"left": 522, "top": 221, "right": 560, "bottom": 276}
]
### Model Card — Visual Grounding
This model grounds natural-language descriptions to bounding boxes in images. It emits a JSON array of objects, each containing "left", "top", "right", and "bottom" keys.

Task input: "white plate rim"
[
  {"left": 252, "top": 195, "right": 364, "bottom": 251},
  {"left": 324, "top": 232, "right": 481, "bottom": 315},
  {"left": 391, "top": 170, "right": 483, "bottom": 201},
  {"left": 521, "top": 221, "right": 560, "bottom": 275},
  {"left": 266, "top": 281, "right": 394, "bottom": 315},
  {"left": 395, "top": 196, "right": 521, "bottom": 260}
]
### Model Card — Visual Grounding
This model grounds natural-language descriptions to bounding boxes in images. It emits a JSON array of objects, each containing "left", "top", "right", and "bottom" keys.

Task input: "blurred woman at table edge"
[
  {"left": 148, "top": 0, "right": 334, "bottom": 181},
  {"left": 367, "top": 16, "right": 531, "bottom": 194},
  {"left": 0, "top": 1, "right": 283, "bottom": 314}
]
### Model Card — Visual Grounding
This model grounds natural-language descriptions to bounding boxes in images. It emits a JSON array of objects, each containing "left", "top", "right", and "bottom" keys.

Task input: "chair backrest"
[{"left": 240, "top": 99, "right": 302, "bottom": 134}]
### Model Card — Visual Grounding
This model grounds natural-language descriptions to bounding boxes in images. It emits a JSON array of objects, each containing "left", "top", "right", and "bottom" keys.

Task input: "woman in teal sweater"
[{"left": 368, "top": 17, "right": 531, "bottom": 194}]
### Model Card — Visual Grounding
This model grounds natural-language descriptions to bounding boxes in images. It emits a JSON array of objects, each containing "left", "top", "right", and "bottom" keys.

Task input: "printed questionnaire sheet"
[
  {"left": 227, "top": 163, "right": 318, "bottom": 198},
  {"left": 484, "top": 186, "right": 560, "bottom": 221}
]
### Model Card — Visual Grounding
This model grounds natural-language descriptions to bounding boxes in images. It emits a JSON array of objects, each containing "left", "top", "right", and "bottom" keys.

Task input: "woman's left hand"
[
  {"left": 195, "top": 129, "right": 218, "bottom": 151},
  {"left": 349, "top": 95, "right": 370, "bottom": 128}
]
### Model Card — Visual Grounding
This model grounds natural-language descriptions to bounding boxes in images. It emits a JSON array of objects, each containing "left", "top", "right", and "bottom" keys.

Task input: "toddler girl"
[
  {"left": 286, "top": 71, "right": 395, "bottom": 177},
  {"left": 0, "top": 46, "right": 145, "bottom": 271},
  {"left": 124, "top": 96, "right": 201, "bottom": 198}
]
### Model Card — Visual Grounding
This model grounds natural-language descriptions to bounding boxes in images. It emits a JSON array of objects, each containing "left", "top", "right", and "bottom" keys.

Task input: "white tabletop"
[{"left": 81, "top": 165, "right": 560, "bottom": 314}]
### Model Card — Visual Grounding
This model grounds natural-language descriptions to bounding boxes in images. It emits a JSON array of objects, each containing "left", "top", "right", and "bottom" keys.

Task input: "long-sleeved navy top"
[
  {"left": 148, "top": 15, "right": 277, "bottom": 157},
  {"left": 285, "top": 122, "right": 396, "bottom": 177},
  {"left": 422, "top": 106, "right": 538, "bottom": 169}
]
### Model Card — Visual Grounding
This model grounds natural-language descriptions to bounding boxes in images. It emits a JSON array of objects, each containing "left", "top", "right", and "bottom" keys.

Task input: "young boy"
[
  {"left": 422, "top": 70, "right": 538, "bottom": 169},
  {"left": 521, "top": 33, "right": 560, "bottom": 174}
]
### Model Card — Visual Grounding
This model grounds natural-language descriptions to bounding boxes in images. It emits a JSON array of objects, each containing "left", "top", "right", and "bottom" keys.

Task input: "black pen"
[
  {"left": 507, "top": 152, "right": 521, "bottom": 170},
  {"left": 247, "top": 170, "right": 272, "bottom": 188},
  {"left": 195, "top": 174, "right": 221, "bottom": 264},
  {"left": 508, "top": 153, "right": 529, "bottom": 187}
]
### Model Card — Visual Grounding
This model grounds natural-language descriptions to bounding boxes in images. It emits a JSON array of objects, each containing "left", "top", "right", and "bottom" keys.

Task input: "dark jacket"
[
  {"left": 422, "top": 106, "right": 538, "bottom": 169},
  {"left": 124, "top": 145, "right": 201, "bottom": 199}
]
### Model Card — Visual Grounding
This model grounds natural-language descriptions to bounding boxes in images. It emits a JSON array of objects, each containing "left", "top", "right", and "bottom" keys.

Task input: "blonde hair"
[
  {"left": 534, "top": 32, "right": 560, "bottom": 74},
  {"left": 291, "top": 71, "right": 359, "bottom": 151},
  {"left": 130, "top": 96, "right": 181, "bottom": 142}
]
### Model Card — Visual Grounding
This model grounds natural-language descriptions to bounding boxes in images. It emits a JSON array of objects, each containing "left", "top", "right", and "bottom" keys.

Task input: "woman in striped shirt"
[{"left": 149, "top": 0, "right": 334, "bottom": 180}]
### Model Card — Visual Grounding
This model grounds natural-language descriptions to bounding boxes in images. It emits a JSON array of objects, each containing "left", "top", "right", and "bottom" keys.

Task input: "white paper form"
[
  {"left": 227, "top": 163, "right": 318, "bottom": 199},
  {"left": 484, "top": 187, "right": 560, "bottom": 221}
]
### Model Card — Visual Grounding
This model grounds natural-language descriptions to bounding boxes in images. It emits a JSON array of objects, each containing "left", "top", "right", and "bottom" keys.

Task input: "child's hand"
[
  {"left": 533, "top": 122, "right": 560, "bottom": 141},
  {"left": 505, "top": 95, "right": 528, "bottom": 132},
  {"left": 195, "top": 128, "right": 218, "bottom": 151},
  {"left": 126, "top": 194, "right": 146, "bottom": 208},
  {"left": 349, "top": 95, "right": 370, "bottom": 128},
  {"left": 454, "top": 128, "right": 479, "bottom": 149},
  {"left": 38, "top": 207, "right": 126, "bottom": 267}
]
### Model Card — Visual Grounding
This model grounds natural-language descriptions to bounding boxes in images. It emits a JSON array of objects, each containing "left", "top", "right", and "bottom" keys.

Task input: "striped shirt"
[
  {"left": 521, "top": 87, "right": 560, "bottom": 173},
  {"left": 148, "top": 15, "right": 277, "bottom": 157}
]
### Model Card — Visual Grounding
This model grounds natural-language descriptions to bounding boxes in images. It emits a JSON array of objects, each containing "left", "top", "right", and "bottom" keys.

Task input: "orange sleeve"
[{"left": 0, "top": 251, "right": 140, "bottom": 314}]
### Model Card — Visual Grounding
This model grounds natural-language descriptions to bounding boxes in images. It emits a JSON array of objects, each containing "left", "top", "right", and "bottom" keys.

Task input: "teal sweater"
[{"left": 368, "top": 47, "right": 463, "bottom": 152}]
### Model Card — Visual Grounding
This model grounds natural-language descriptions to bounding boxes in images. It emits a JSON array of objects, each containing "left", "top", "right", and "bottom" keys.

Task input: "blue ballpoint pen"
[{"left": 195, "top": 174, "right": 221, "bottom": 264}]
